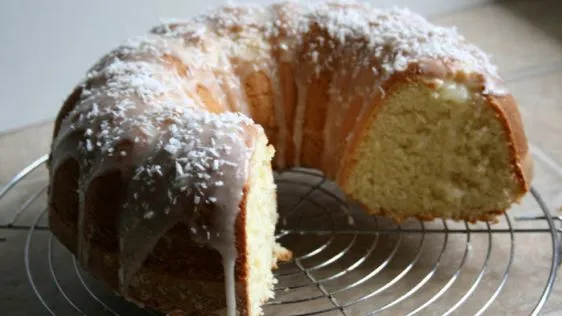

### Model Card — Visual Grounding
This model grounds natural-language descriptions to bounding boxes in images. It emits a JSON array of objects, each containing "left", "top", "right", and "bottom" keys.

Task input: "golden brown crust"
[
  {"left": 350, "top": 198, "right": 505, "bottom": 224},
  {"left": 270, "top": 4, "right": 298, "bottom": 169},
  {"left": 368, "top": 207, "right": 504, "bottom": 224},
  {"left": 235, "top": 188, "right": 250, "bottom": 316},
  {"left": 244, "top": 71, "right": 278, "bottom": 159},
  {"left": 485, "top": 93, "right": 533, "bottom": 198},
  {"left": 297, "top": 26, "right": 332, "bottom": 168},
  {"left": 277, "top": 61, "right": 297, "bottom": 168}
]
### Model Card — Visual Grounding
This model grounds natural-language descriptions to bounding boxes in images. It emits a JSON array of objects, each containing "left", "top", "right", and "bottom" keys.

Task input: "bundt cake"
[{"left": 47, "top": 1, "right": 532, "bottom": 315}]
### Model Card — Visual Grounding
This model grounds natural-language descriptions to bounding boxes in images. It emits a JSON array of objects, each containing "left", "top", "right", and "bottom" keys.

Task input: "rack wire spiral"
[{"left": 0, "top": 151, "right": 561, "bottom": 316}]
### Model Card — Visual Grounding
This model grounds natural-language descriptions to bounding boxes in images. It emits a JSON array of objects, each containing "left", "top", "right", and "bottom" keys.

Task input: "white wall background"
[{"left": 0, "top": 0, "right": 491, "bottom": 133}]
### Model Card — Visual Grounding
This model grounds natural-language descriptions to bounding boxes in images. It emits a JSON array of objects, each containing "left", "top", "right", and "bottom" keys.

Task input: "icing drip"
[
  {"left": 293, "top": 78, "right": 308, "bottom": 165},
  {"left": 273, "top": 83, "right": 287, "bottom": 169},
  {"left": 223, "top": 257, "right": 237, "bottom": 316}
]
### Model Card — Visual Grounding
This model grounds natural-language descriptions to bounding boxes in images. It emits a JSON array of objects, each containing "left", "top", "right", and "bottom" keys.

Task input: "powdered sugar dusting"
[{"left": 290, "top": 2, "right": 500, "bottom": 86}]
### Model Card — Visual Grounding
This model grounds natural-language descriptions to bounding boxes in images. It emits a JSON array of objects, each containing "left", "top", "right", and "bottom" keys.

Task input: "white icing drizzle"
[
  {"left": 322, "top": 85, "right": 342, "bottom": 173},
  {"left": 48, "top": 2, "right": 511, "bottom": 315},
  {"left": 292, "top": 78, "right": 308, "bottom": 165},
  {"left": 270, "top": 66, "right": 288, "bottom": 169},
  {"left": 223, "top": 257, "right": 237, "bottom": 316}
]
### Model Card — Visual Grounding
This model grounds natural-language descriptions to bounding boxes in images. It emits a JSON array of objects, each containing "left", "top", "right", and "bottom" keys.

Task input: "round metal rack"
[{"left": 0, "top": 152, "right": 561, "bottom": 316}]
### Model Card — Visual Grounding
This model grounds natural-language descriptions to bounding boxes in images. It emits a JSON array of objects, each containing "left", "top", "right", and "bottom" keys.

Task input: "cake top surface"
[
  {"left": 151, "top": 1, "right": 501, "bottom": 83},
  {"left": 64, "top": 1, "right": 505, "bottom": 153},
  {"left": 71, "top": 0, "right": 503, "bottom": 115}
]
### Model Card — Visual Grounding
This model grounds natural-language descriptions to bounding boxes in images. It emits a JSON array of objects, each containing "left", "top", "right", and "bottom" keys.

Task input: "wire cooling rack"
[{"left": 0, "top": 152, "right": 561, "bottom": 316}]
